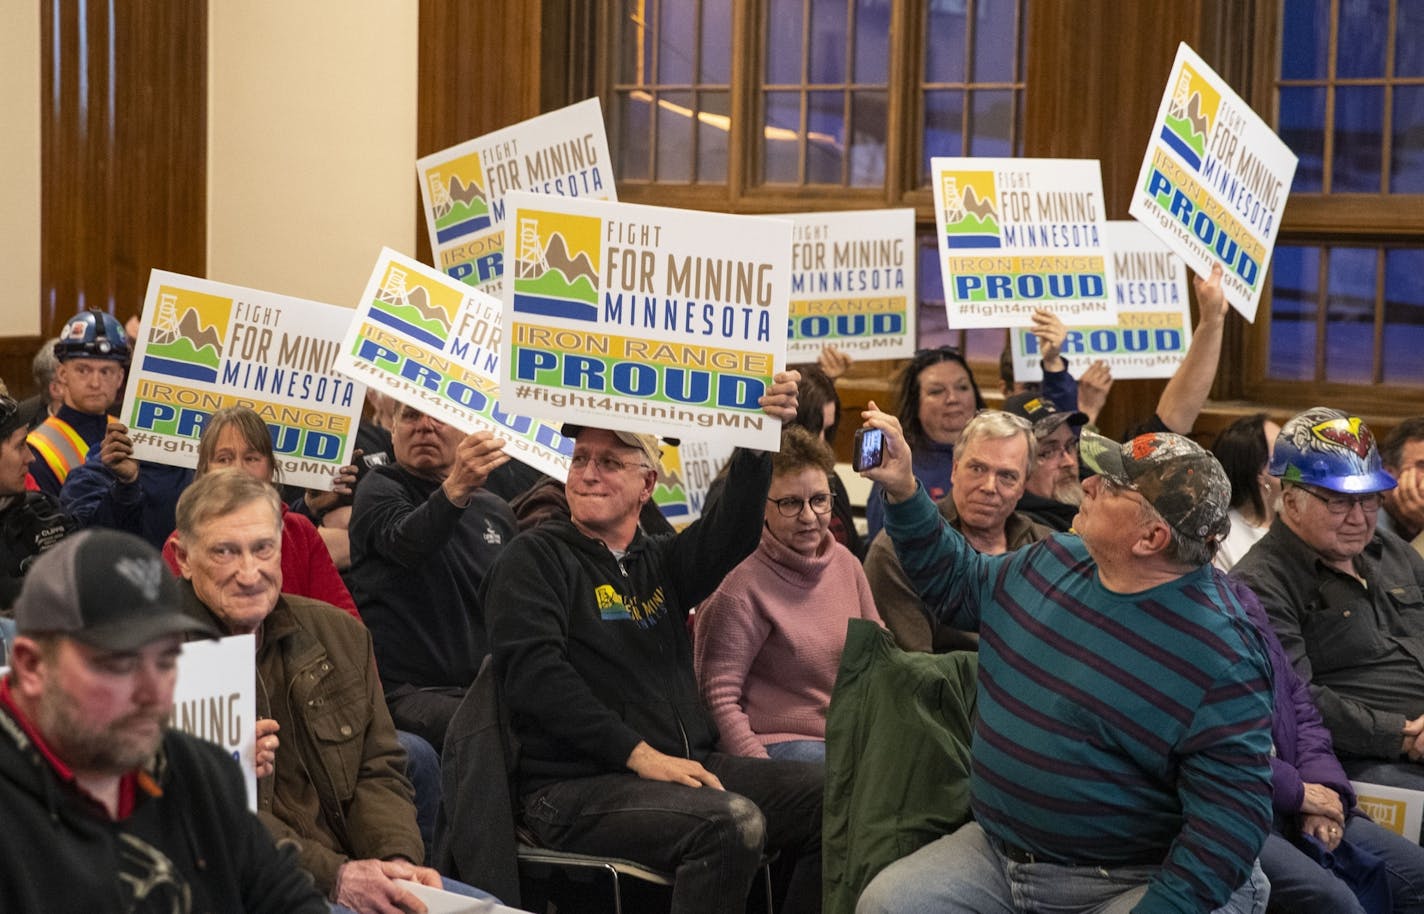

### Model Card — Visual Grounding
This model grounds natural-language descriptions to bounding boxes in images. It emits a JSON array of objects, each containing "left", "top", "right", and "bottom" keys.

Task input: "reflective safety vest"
[{"left": 25, "top": 415, "right": 113, "bottom": 487}]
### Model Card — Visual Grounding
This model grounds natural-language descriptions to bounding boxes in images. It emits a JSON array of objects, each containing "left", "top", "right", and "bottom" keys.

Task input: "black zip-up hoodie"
[{"left": 485, "top": 448, "right": 771, "bottom": 791}]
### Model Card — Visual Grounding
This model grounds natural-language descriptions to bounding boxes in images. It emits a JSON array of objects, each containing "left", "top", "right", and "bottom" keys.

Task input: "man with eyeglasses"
[
  {"left": 347, "top": 403, "right": 518, "bottom": 752},
  {"left": 1232, "top": 407, "right": 1424, "bottom": 802},
  {"left": 485, "top": 371, "right": 825, "bottom": 914},
  {"left": 1001, "top": 391, "right": 1090, "bottom": 532},
  {"left": 857, "top": 406, "right": 1272, "bottom": 914}
]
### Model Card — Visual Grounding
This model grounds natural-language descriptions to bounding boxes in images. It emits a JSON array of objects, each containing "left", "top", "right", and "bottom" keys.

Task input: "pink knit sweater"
[{"left": 693, "top": 525, "right": 881, "bottom": 758}]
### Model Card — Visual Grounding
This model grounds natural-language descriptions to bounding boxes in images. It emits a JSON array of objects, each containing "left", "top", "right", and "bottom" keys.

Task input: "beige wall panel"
[{"left": 1, "top": 0, "right": 42, "bottom": 338}]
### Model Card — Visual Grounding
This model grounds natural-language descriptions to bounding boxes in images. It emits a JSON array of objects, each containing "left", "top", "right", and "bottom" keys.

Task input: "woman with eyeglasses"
[
  {"left": 1211, "top": 413, "right": 1282, "bottom": 572},
  {"left": 693, "top": 425, "right": 880, "bottom": 763},
  {"left": 865, "top": 347, "right": 985, "bottom": 539}
]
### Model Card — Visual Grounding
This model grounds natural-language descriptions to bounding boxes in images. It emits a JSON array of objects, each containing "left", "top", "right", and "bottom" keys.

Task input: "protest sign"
[
  {"left": 418, "top": 98, "right": 615, "bottom": 297},
  {"left": 171, "top": 634, "right": 257, "bottom": 810},
  {"left": 1011, "top": 221, "right": 1192, "bottom": 382},
  {"left": 931, "top": 158, "right": 1116, "bottom": 328},
  {"left": 1129, "top": 42, "right": 1297, "bottom": 322},
  {"left": 122, "top": 272, "right": 363, "bottom": 489},
  {"left": 653, "top": 439, "right": 736, "bottom": 527},
  {"left": 334, "top": 248, "right": 571, "bottom": 480},
  {"left": 500, "top": 192, "right": 793, "bottom": 451},
  {"left": 786, "top": 209, "right": 916, "bottom": 360}
]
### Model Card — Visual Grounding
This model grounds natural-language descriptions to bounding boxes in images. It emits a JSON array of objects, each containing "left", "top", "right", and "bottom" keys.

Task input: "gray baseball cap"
[{"left": 14, "top": 529, "right": 216, "bottom": 651}]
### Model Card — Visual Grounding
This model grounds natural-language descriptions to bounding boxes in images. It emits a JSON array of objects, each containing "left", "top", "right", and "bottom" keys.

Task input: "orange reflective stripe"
[{"left": 25, "top": 417, "right": 90, "bottom": 483}]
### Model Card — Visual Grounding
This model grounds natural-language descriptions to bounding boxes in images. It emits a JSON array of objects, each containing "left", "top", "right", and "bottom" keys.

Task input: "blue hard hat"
[
  {"left": 53, "top": 310, "right": 130, "bottom": 363},
  {"left": 1269, "top": 406, "right": 1396, "bottom": 494}
]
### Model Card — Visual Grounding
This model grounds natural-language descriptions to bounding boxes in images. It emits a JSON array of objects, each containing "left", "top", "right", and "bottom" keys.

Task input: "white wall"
[
  {"left": 0, "top": 0, "right": 42, "bottom": 338},
  {"left": 207, "top": 1, "right": 418, "bottom": 308}
]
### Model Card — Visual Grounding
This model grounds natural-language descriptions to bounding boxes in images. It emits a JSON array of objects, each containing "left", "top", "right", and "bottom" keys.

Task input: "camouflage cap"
[{"left": 1078, "top": 430, "right": 1231, "bottom": 544}]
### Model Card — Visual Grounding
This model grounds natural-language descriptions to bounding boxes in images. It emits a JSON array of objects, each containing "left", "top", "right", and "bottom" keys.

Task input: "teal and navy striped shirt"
[{"left": 885, "top": 485, "right": 1273, "bottom": 914}]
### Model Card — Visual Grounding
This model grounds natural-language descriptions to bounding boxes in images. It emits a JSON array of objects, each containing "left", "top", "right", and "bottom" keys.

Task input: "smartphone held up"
[{"left": 852, "top": 427, "right": 884, "bottom": 472}]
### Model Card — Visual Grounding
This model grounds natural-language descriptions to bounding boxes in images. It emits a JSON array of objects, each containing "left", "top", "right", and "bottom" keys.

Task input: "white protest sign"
[
  {"left": 499, "top": 192, "right": 792, "bottom": 451},
  {"left": 1129, "top": 42, "right": 1297, "bottom": 322},
  {"left": 333, "top": 248, "right": 572, "bottom": 480},
  {"left": 786, "top": 209, "right": 916, "bottom": 361},
  {"left": 171, "top": 634, "right": 257, "bottom": 810},
  {"left": 418, "top": 98, "right": 616, "bottom": 297},
  {"left": 653, "top": 439, "right": 737, "bottom": 527},
  {"left": 121, "top": 272, "right": 364, "bottom": 490},
  {"left": 931, "top": 158, "right": 1116, "bottom": 328},
  {"left": 1011, "top": 222, "right": 1193, "bottom": 382}
]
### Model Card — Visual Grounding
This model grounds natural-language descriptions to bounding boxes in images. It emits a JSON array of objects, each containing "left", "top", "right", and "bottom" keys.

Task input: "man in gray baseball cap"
[{"left": 0, "top": 528, "right": 325, "bottom": 912}]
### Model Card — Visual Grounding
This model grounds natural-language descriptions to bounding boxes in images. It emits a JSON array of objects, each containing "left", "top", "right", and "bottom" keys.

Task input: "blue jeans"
[
  {"left": 1260, "top": 817, "right": 1424, "bottom": 913},
  {"left": 766, "top": 739, "right": 825, "bottom": 764},
  {"left": 521, "top": 752, "right": 823, "bottom": 914},
  {"left": 856, "top": 821, "right": 1269, "bottom": 914},
  {"left": 329, "top": 876, "right": 496, "bottom": 913},
  {"left": 397, "top": 730, "right": 441, "bottom": 865}
]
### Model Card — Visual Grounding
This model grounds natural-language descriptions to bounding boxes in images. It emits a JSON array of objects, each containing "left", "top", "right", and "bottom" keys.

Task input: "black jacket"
[
  {"left": 485, "top": 448, "right": 771, "bottom": 791},
  {"left": 0, "top": 706, "right": 325, "bottom": 913}
]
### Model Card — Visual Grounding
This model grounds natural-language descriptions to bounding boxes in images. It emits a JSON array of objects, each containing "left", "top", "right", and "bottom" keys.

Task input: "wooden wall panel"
[{"left": 40, "top": 0, "right": 206, "bottom": 341}]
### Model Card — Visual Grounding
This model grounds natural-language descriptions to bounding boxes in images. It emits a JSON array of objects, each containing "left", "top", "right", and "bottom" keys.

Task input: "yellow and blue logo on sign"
[
  {"left": 941, "top": 171, "right": 1001, "bottom": 249},
  {"left": 427, "top": 150, "right": 492, "bottom": 243},
  {"left": 142, "top": 286, "right": 229, "bottom": 383},
  {"left": 1160, "top": 62, "right": 1220, "bottom": 171},
  {"left": 511, "top": 209, "right": 603, "bottom": 322}
]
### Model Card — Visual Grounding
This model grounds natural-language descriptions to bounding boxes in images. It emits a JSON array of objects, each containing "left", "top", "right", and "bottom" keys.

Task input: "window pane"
[
  {"left": 922, "top": 90, "right": 965, "bottom": 182},
  {"left": 616, "top": 92, "right": 653, "bottom": 181},
  {"left": 967, "top": 90, "right": 1014, "bottom": 157},
  {"left": 619, "top": 2, "right": 654, "bottom": 84},
  {"left": 849, "top": 90, "right": 887, "bottom": 186},
  {"left": 807, "top": 90, "right": 845, "bottom": 183},
  {"left": 924, "top": 3, "right": 967, "bottom": 84},
  {"left": 659, "top": 0, "right": 696, "bottom": 83},
  {"left": 1383, "top": 249, "right": 1424, "bottom": 385},
  {"left": 971, "top": 2, "right": 1018, "bottom": 83},
  {"left": 1392, "top": 85, "right": 1424, "bottom": 193},
  {"left": 696, "top": 91, "right": 730, "bottom": 183},
  {"left": 853, "top": 0, "right": 890, "bottom": 83},
  {"left": 1399, "top": 0, "right": 1424, "bottom": 77},
  {"left": 763, "top": 91, "right": 801, "bottom": 183},
  {"left": 1269, "top": 245, "right": 1319, "bottom": 382},
  {"left": 809, "top": 0, "right": 847, "bottom": 85},
  {"left": 1333, "top": 86, "right": 1384, "bottom": 192},
  {"left": 1324, "top": 247, "right": 1376, "bottom": 385},
  {"left": 1281, "top": 0, "right": 1330, "bottom": 79},
  {"left": 700, "top": 0, "right": 732, "bottom": 83},
  {"left": 766, "top": 0, "right": 803, "bottom": 84},
  {"left": 1279, "top": 87, "right": 1326, "bottom": 192},
  {"left": 1336, "top": 0, "right": 1389, "bottom": 79},
  {"left": 656, "top": 92, "right": 695, "bottom": 182},
  {"left": 917, "top": 232, "right": 951, "bottom": 348}
]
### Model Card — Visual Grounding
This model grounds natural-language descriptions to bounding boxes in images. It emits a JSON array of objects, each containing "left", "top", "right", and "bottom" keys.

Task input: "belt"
[{"left": 992, "top": 836, "right": 1162, "bottom": 868}]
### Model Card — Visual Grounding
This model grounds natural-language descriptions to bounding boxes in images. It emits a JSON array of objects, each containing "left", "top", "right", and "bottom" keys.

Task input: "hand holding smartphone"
[{"left": 852, "top": 427, "right": 884, "bottom": 472}]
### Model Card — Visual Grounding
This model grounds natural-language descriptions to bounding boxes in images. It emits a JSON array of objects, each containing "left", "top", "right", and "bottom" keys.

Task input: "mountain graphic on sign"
[
  {"left": 961, "top": 185, "right": 999, "bottom": 222},
  {"left": 1183, "top": 92, "right": 1209, "bottom": 140},
  {"left": 401, "top": 285, "right": 451, "bottom": 333},
  {"left": 449, "top": 175, "right": 486, "bottom": 207},
  {"left": 544, "top": 233, "right": 599, "bottom": 288},
  {"left": 147, "top": 305, "right": 223, "bottom": 369}
]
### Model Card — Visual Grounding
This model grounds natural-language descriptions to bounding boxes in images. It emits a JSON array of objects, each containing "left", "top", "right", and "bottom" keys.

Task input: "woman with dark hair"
[
  {"left": 1211, "top": 412, "right": 1281, "bottom": 571},
  {"left": 865, "top": 346, "right": 985, "bottom": 538},
  {"left": 792, "top": 364, "right": 864, "bottom": 558},
  {"left": 160, "top": 405, "right": 360, "bottom": 616}
]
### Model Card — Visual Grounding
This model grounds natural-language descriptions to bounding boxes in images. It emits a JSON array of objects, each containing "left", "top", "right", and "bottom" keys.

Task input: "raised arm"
[{"left": 1156, "top": 264, "right": 1228, "bottom": 435}]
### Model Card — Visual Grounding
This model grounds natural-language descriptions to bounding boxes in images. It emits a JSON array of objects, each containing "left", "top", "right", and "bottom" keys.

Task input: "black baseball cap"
[
  {"left": 14, "top": 530, "right": 216, "bottom": 651},
  {"left": 1002, "top": 392, "right": 1088, "bottom": 437}
]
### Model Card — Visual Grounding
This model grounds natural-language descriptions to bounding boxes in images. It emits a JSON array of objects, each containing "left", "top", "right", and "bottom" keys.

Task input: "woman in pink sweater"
[{"left": 694, "top": 425, "right": 880, "bottom": 762}]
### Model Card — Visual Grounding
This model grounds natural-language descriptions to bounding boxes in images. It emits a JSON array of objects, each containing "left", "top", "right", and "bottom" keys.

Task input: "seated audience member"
[
  {"left": 15, "top": 335, "right": 62, "bottom": 430},
  {"left": 160, "top": 405, "right": 358, "bottom": 618},
  {"left": 0, "top": 529, "right": 326, "bottom": 913},
  {"left": 170, "top": 470, "right": 494, "bottom": 912},
  {"left": 865, "top": 410, "right": 1050, "bottom": 653},
  {"left": 1001, "top": 391, "right": 1087, "bottom": 532},
  {"left": 865, "top": 346, "right": 985, "bottom": 540},
  {"left": 1233, "top": 408, "right": 1424, "bottom": 798},
  {"left": 485, "top": 372, "right": 824, "bottom": 914},
  {"left": 791, "top": 363, "right": 863, "bottom": 557},
  {"left": 1123, "top": 263, "right": 1231, "bottom": 440},
  {"left": 0, "top": 394, "right": 76, "bottom": 609},
  {"left": 1227, "top": 573, "right": 1424, "bottom": 913},
  {"left": 1379, "top": 417, "right": 1424, "bottom": 556},
  {"left": 347, "top": 405, "right": 517, "bottom": 752},
  {"left": 1211, "top": 413, "right": 1282, "bottom": 572},
  {"left": 856, "top": 405, "right": 1272, "bottom": 914},
  {"left": 61, "top": 421, "right": 194, "bottom": 549},
  {"left": 694, "top": 425, "right": 879, "bottom": 763},
  {"left": 27, "top": 310, "right": 129, "bottom": 496}
]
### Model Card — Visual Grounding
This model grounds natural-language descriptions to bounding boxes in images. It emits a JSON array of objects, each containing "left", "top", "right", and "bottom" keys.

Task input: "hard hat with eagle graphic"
[{"left": 1268, "top": 406, "right": 1397, "bottom": 494}]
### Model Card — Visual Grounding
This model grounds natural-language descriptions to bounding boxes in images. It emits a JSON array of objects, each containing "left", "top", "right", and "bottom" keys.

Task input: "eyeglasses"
[
  {"left": 767, "top": 493, "right": 834, "bottom": 517},
  {"left": 1036, "top": 438, "right": 1078, "bottom": 461},
  {"left": 1293, "top": 484, "right": 1383, "bottom": 516},
  {"left": 570, "top": 453, "right": 652, "bottom": 474}
]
